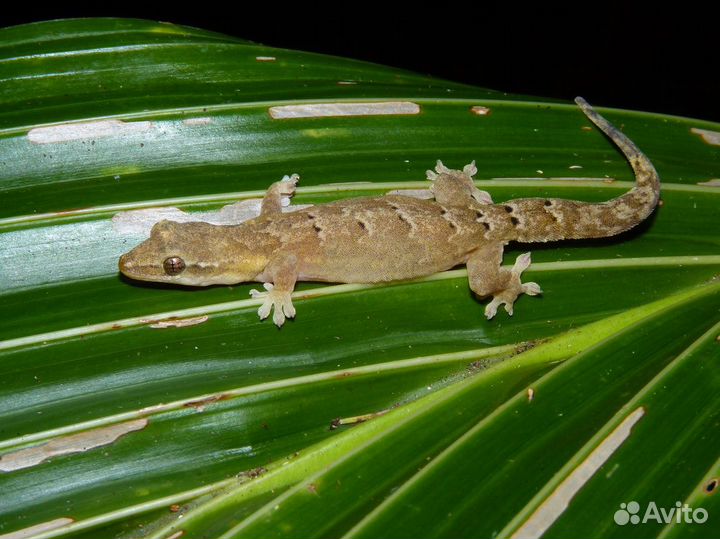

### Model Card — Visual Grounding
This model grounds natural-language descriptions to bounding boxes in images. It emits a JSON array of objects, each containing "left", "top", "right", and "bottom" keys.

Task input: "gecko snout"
[
  {"left": 118, "top": 253, "right": 133, "bottom": 276},
  {"left": 118, "top": 253, "right": 128, "bottom": 272}
]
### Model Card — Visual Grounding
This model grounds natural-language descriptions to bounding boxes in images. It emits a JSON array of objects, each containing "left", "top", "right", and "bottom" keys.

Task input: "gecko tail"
[
  {"left": 574, "top": 96, "right": 661, "bottom": 216},
  {"left": 507, "top": 97, "right": 661, "bottom": 243}
]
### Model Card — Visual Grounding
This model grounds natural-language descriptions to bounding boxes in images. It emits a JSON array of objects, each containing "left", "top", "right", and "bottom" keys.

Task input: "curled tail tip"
[
  {"left": 574, "top": 96, "right": 595, "bottom": 116},
  {"left": 574, "top": 96, "right": 588, "bottom": 107}
]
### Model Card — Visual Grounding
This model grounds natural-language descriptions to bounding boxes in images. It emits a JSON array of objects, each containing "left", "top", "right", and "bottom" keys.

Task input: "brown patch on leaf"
[
  {"left": 697, "top": 179, "right": 720, "bottom": 187},
  {"left": 691, "top": 127, "right": 720, "bottom": 146},
  {"left": 144, "top": 315, "right": 209, "bottom": 329},
  {"left": 183, "top": 394, "right": 227, "bottom": 412},
  {"left": 28, "top": 120, "right": 155, "bottom": 144},
  {"left": 269, "top": 102, "right": 421, "bottom": 119},
  {"left": 513, "top": 340, "right": 541, "bottom": 356},
  {"left": 706, "top": 478, "right": 718, "bottom": 495},
  {"left": 335, "top": 409, "right": 391, "bottom": 427},
  {"left": 242, "top": 466, "right": 267, "bottom": 479},
  {"left": 470, "top": 105, "right": 491, "bottom": 116},
  {"left": 0, "top": 419, "right": 147, "bottom": 472},
  {"left": 0, "top": 517, "right": 75, "bottom": 538}
]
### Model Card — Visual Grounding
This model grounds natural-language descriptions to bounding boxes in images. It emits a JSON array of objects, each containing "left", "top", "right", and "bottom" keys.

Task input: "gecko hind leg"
[
  {"left": 467, "top": 245, "right": 542, "bottom": 319},
  {"left": 426, "top": 160, "right": 493, "bottom": 206},
  {"left": 261, "top": 173, "right": 299, "bottom": 216}
]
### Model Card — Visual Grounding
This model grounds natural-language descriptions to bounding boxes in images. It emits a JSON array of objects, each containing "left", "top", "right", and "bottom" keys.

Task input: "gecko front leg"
[
  {"left": 467, "top": 244, "right": 542, "bottom": 319},
  {"left": 261, "top": 174, "right": 299, "bottom": 216},
  {"left": 249, "top": 253, "right": 298, "bottom": 327}
]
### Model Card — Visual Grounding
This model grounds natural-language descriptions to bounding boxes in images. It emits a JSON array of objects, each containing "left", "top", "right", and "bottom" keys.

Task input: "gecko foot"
[
  {"left": 249, "top": 283, "right": 296, "bottom": 327},
  {"left": 277, "top": 173, "right": 299, "bottom": 207},
  {"left": 484, "top": 253, "right": 542, "bottom": 319},
  {"left": 261, "top": 174, "right": 300, "bottom": 216},
  {"left": 426, "top": 160, "right": 493, "bottom": 205}
]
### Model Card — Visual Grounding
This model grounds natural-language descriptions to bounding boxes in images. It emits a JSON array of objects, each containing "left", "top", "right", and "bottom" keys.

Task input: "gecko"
[{"left": 119, "top": 98, "right": 660, "bottom": 327}]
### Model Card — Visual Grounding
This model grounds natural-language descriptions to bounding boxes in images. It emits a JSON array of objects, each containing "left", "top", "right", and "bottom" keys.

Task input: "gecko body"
[{"left": 119, "top": 98, "right": 660, "bottom": 326}]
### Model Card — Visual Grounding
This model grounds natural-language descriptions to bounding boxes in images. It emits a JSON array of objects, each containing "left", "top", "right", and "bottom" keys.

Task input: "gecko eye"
[{"left": 163, "top": 256, "right": 186, "bottom": 276}]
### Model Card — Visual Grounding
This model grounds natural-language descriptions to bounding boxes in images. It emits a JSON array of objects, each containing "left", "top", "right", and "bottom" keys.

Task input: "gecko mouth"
[
  {"left": 118, "top": 254, "right": 157, "bottom": 282},
  {"left": 118, "top": 255, "right": 143, "bottom": 281}
]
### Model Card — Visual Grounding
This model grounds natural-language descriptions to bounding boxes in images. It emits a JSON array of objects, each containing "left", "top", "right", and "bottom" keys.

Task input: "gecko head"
[{"left": 119, "top": 220, "right": 267, "bottom": 286}]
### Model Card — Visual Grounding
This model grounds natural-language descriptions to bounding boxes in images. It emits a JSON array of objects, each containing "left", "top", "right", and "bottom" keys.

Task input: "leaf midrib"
[
  {"left": 1, "top": 180, "right": 715, "bottom": 230},
  {"left": 2, "top": 256, "right": 718, "bottom": 352}
]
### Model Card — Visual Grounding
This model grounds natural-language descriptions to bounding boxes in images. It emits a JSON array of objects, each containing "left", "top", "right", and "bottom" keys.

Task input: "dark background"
[{"left": 4, "top": 7, "right": 718, "bottom": 122}]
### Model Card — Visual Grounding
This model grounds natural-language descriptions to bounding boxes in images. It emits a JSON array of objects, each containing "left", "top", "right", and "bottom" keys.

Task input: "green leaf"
[{"left": 1, "top": 18, "right": 718, "bottom": 539}]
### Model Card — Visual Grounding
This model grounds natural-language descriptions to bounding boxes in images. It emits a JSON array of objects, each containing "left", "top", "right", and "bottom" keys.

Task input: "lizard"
[{"left": 118, "top": 97, "right": 660, "bottom": 327}]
